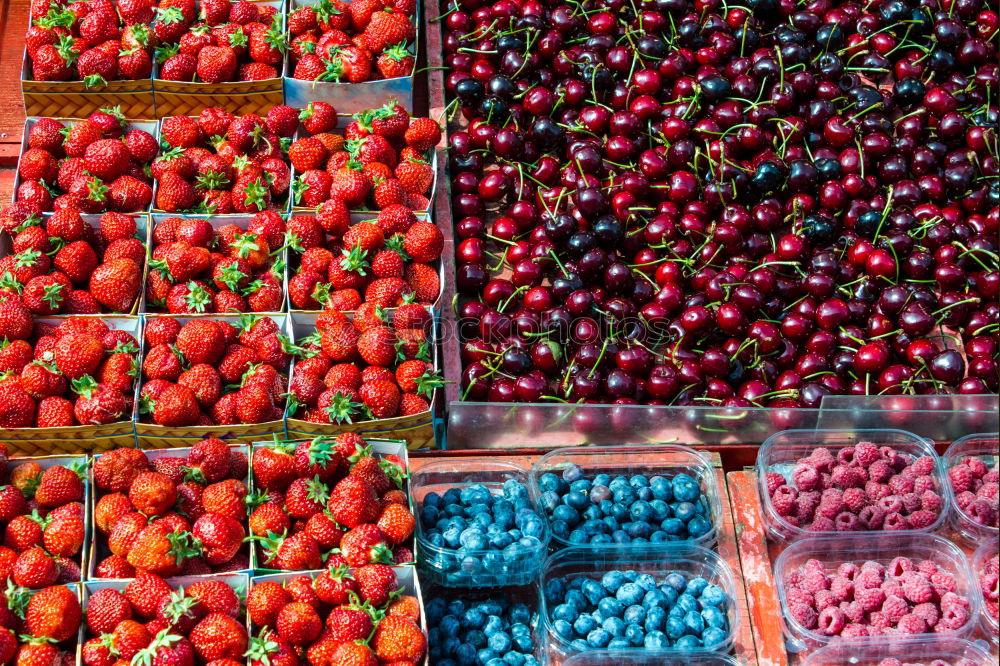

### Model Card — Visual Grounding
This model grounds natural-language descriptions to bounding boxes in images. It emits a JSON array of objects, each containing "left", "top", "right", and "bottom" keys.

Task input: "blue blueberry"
[
  {"left": 562, "top": 465, "right": 584, "bottom": 483},
  {"left": 607, "top": 638, "right": 631, "bottom": 649},
  {"left": 581, "top": 579, "right": 604, "bottom": 605},
  {"left": 702, "top": 606, "right": 727, "bottom": 629},
  {"left": 701, "top": 584, "right": 727, "bottom": 607},
  {"left": 675, "top": 593, "right": 699, "bottom": 614},
  {"left": 466, "top": 629, "right": 486, "bottom": 648},
  {"left": 616, "top": 582, "right": 644, "bottom": 606},
  {"left": 597, "top": 597, "right": 624, "bottom": 618},
  {"left": 688, "top": 515, "right": 712, "bottom": 538},
  {"left": 703, "top": 626, "right": 728, "bottom": 648},
  {"left": 553, "top": 603, "right": 578, "bottom": 623},
  {"left": 684, "top": 609, "right": 706, "bottom": 635},
  {"left": 643, "top": 606, "right": 666, "bottom": 632},
  {"left": 601, "top": 570, "right": 625, "bottom": 593},
  {"left": 552, "top": 504, "right": 579, "bottom": 525},
  {"left": 487, "top": 631, "right": 511, "bottom": 653},
  {"left": 586, "top": 628, "right": 611, "bottom": 648},
  {"left": 665, "top": 615, "right": 686, "bottom": 639},
  {"left": 623, "top": 604, "right": 645, "bottom": 625},
  {"left": 685, "top": 576, "right": 709, "bottom": 596},
  {"left": 590, "top": 485, "right": 612, "bottom": 504},
  {"left": 539, "top": 473, "right": 562, "bottom": 493},
  {"left": 483, "top": 614, "right": 504, "bottom": 635},
  {"left": 564, "top": 590, "right": 587, "bottom": 612},
  {"left": 625, "top": 623, "right": 645, "bottom": 646},
  {"left": 569, "top": 479, "right": 592, "bottom": 494},
  {"left": 664, "top": 573, "right": 686, "bottom": 591},
  {"left": 644, "top": 630, "right": 669, "bottom": 648},
  {"left": 572, "top": 613, "right": 598, "bottom": 637},
  {"left": 661, "top": 517, "right": 685, "bottom": 535},
  {"left": 477, "top": 648, "right": 498, "bottom": 663},
  {"left": 674, "top": 501, "right": 696, "bottom": 523},
  {"left": 676, "top": 635, "right": 702, "bottom": 649},
  {"left": 602, "top": 616, "right": 626, "bottom": 637},
  {"left": 553, "top": 619, "right": 574, "bottom": 640}
]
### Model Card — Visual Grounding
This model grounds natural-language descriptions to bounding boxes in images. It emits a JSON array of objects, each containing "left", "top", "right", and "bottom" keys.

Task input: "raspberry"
[
  {"left": 910, "top": 456, "right": 935, "bottom": 477},
  {"left": 895, "top": 613, "right": 927, "bottom": 634},
  {"left": 791, "top": 464, "right": 819, "bottom": 491},
  {"left": 888, "top": 556, "right": 916, "bottom": 577},
  {"left": 910, "top": 602, "right": 939, "bottom": 628},
  {"left": 955, "top": 490, "right": 976, "bottom": 511},
  {"left": 963, "top": 456, "right": 988, "bottom": 478},
  {"left": 860, "top": 560, "right": 886, "bottom": 578},
  {"left": 830, "top": 576, "right": 854, "bottom": 602},
  {"left": 901, "top": 492, "right": 922, "bottom": 513},
  {"left": 818, "top": 472, "right": 833, "bottom": 490},
  {"left": 785, "top": 586, "right": 812, "bottom": 607},
  {"left": 865, "top": 480, "right": 892, "bottom": 503},
  {"left": 842, "top": 487, "right": 866, "bottom": 512},
  {"left": 978, "top": 482, "right": 999, "bottom": 499},
  {"left": 818, "top": 488, "right": 845, "bottom": 518},
  {"left": 881, "top": 581, "right": 904, "bottom": 600},
  {"left": 765, "top": 471, "right": 787, "bottom": 494},
  {"left": 836, "top": 447, "right": 857, "bottom": 466},
  {"left": 817, "top": 606, "right": 846, "bottom": 636},
  {"left": 984, "top": 470, "right": 999, "bottom": 484},
  {"left": 813, "top": 589, "right": 836, "bottom": 612},
  {"left": 881, "top": 595, "right": 909, "bottom": 623},
  {"left": 889, "top": 474, "right": 915, "bottom": 495},
  {"left": 834, "top": 512, "right": 859, "bottom": 531},
  {"left": 912, "top": 475, "right": 936, "bottom": 494},
  {"left": 949, "top": 464, "right": 974, "bottom": 493},
  {"left": 883, "top": 512, "right": 907, "bottom": 530},
  {"left": 967, "top": 499, "right": 998, "bottom": 527},
  {"left": 808, "top": 448, "right": 836, "bottom": 472},
  {"left": 840, "top": 600, "right": 864, "bottom": 624},
  {"left": 901, "top": 572, "right": 933, "bottom": 604},
  {"left": 858, "top": 505, "right": 886, "bottom": 530},
  {"left": 786, "top": 600, "right": 818, "bottom": 630},
  {"left": 920, "top": 490, "right": 943, "bottom": 514},
  {"left": 878, "top": 495, "right": 904, "bottom": 514},
  {"left": 803, "top": 558, "right": 825, "bottom": 575},
  {"left": 906, "top": 509, "right": 937, "bottom": 529},
  {"left": 930, "top": 572, "right": 957, "bottom": 595},
  {"left": 808, "top": 516, "right": 835, "bottom": 531},
  {"left": 794, "top": 495, "right": 819, "bottom": 524},
  {"left": 980, "top": 572, "right": 999, "bottom": 605},
  {"left": 835, "top": 562, "right": 859, "bottom": 580},
  {"left": 854, "top": 441, "right": 879, "bottom": 467},
  {"left": 938, "top": 604, "right": 969, "bottom": 630},
  {"left": 868, "top": 611, "right": 891, "bottom": 632},
  {"left": 785, "top": 569, "right": 804, "bottom": 587},
  {"left": 839, "top": 623, "right": 868, "bottom": 639},
  {"left": 855, "top": 570, "right": 883, "bottom": 591},
  {"left": 917, "top": 559, "right": 938, "bottom": 576},
  {"left": 771, "top": 484, "right": 798, "bottom": 516},
  {"left": 868, "top": 460, "right": 893, "bottom": 483},
  {"left": 877, "top": 658, "right": 902, "bottom": 666},
  {"left": 801, "top": 569, "right": 830, "bottom": 593},
  {"left": 831, "top": 465, "right": 865, "bottom": 489},
  {"left": 856, "top": 586, "right": 885, "bottom": 611}
]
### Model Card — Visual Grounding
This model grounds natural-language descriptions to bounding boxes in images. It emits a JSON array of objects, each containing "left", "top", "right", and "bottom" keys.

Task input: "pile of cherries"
[{"left": 443, "top": 0, "right": 999, "bottom": 407}]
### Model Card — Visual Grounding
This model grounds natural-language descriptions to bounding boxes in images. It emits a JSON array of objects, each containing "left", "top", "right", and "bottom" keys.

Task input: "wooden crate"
[{"left": 727, "top": 470, "right": 1000, "bottom": 665}]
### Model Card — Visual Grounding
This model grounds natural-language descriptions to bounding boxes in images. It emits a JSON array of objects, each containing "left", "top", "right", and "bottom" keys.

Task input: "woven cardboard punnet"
[
  {"left": 282, "top": 0, "right": 420, "bottom": 113},
  {"left": 151, "top": 0, "right": 286, "bottom": 118},
  {"left": 142, "top": 213, "right": 289, "bottom": 315},
  {"left": 283, "top": 312, "right": 438, "bottom": 449},
  {"left": 88, "top": 444, "right": 252, "bottom": 579},
  {"left": 134, "top": 313, "right": 291, "bottom": 448},
  {"left": 0, "top": 317, "right": 141, "bottom": 455},
  {"left": 21, "top": 50, "right": 156, "bottom": 120},
  {"left": 7, "top": 455, "right": 92, "bottom": 582},
  {"left": 248, "top": 436, "right": 412, "bottom": 570}
]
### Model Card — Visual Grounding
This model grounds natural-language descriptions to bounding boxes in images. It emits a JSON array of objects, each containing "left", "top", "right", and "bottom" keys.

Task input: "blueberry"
[
  {"left": 586, "top": 628, "right": 611, "bottom": 648},
  {"left": 441, "top": 615, "right": 461, "bottom": 636},
  {"left": 582, "top": 519, "right": 605, "bottom": 535},
  {"left": 650, "top": 531, "right": 670, "bottom": 543},
  {"left": 565, "top": 590, "right": 588, "bottom": 611},
  {"left": 466, "top": 629, "right": 487, "bottom": 648},
  {"left": 572, "top": 613, "right": 598, "bottom": 637},
  {"left": 630, "top": 500, "right": 653, "bottom": 522},
  {"left": 592, "top": 534, "right": 613, "bottom": 544},
  {"left": 649, "top": 499, "right": 670, "bottom": 521},
  {"left": 644, "top": 606, "right": 666, "bottom": 631},
  {"left": 616, "top": 582, "right": 644, "bottom": 606},
  {"left": 701, "top": 584, "right": 728, "bottom": 607},
  {"left": 444, "top": 527, "right": 462, "bottom": 548},
  {"left": 540, "top": 490, "right": 561, "bottom": 512},
  {"left": 512, "top": 633, "right": 533, "bottom": 652},
  {"left": 687, "top": 515, "right": 712, "bottom": 538},
  {"left": 661, "top": 517, "right": 685, "bottom": 535},
  {"left": 674, "top": 501, "right": 697, "bottom": 523},
  {"left": 551, "top": 520, "right": 569, "bottom": 540},
  {"left": 613, "top": 487, "right": 636, "bottom": 505},
  {"left": 607, "top": 638, "right": 631, "bottom": 649},
  {"left": 623, "top": 604, "right": 645, "bottom": 625},
  {"left": 503, "top": 653, "right": 525, "bottom": 666},
  {"left": 443, "top": 488, "right": 462, "bottom": 504},
  {"left": 612, "top": 531, "right": 631, "bottom": 544},
  {"left": 581, "top": 578, "right": 604, "bottom": 605},
  {"left": 539, "top": 473, "right": 562, "bottom": 493},
  {"left": 598, "top": 499, "right": 614, "bottom": 516},
  {"left": 454, "top": 643, "right": 476, "bottom": 664},
  {"left": 602, "top": 616, "right": 626, "bottom": 637},
  {"left": 562, "top": 464, "right": 584, "bottom": 483},
  {"left": 483, "top": 614, "right": 504, "bottom": 635},
  {"left": 625, "top": 622, "right": 645, "bottom": 646},
  {"left": 664, "top": 573, "right": 686, "bottom": 591},
  {"left": 421, "top": 505, "right": 439, "bottom": 525},
  {"left": 460, "top": 529, "right": 488, "bottom": 550},
  {"left": 524, "top": 658, "right": 540, "bottom": 666},
  {"left": 565, "top": 490, "right": 590, "bottom": 510},
  {"left": 493, "top": 512, "right": 515, "bottom": 531},
  {"left": 644, "top": 630, "right": 669, "bottom": 648},
  {"left": 426, "top": 598, "right": 447, "bottom": 624},
  {"left": 461, "top": 607, "right": 486, "bottom": 628},
  {"left": 676, "top": 635, "right": 702, "bottom": 649},
  {"left": 473, "top": 513, "right": 492, "bottom": 529},
  {"left": 485, "top": 659, "right": 506, "bottom": 666},
  {"left": 553, "top": 618, "right": 574, "bottom": 640},
  {"left": 593, "top": 473, "right": 611, "bottom": 487},
  {"left": 684, "top": 609, "right": 705, "bottom": 635},
  {"left": 582, "top": 505, "right": 603, "bottom": 522},
  {"left": 477, "top": 648, "right": 498, "bottom": 663},
  {"left": 510, "top": 622, "right": 531, "bottom": 637},
  {"left": 487, "top": 631, "right": 511, "bottom": 653},
  {"left": 650, "top": 476, "right": 673, "bottom": 501},
  {"left": 625, "top": 522, "right": 651, "bottom": 539},
  {"left": 703, "top": 626, "right": 728, "bottom": 648},
  {"left": 553, "top": 603, "right": 577, "bottom": 623},
  {"left": 569, "top": 639, "right": 589, "bottom": 651},
  {"left": 601, "top": 570, "right": 625, "bottom": 593},
  {"left": 598, "top": 596, "right": 625, "bottom": 618},
  {"left": 685, "top": 577, "right": 709, "bottom": 596},
  {"left": 461, "top": 556, "right": 480, "bottom": 573},
  {"left": 590, "top": 485, "right": 612, "bottom": 503},
  {"left": 642, "top": 589, "right": 668, "bottom": 610},
  {"left": 630, "top": 474, "right": 650, "bottom": 488},
  {"left": 552, "top": 504, "right": 580, "bottom": 525},
  {"left": 702, "top": 606, "right": 727, "bottom": 629},
  {"left": 675, "top": 593, "right": 699, "bottom": 614},
  {"left": 503, "top": 479, "right": 526, "bottom": 499},
  {"left": 622, "top": 570, "right": 639, "bottom": 582},
  {"left": 602, "top": 516, "right": 619, "bottom": 533},
  {"left": 569, "top": 479, "right": 592, "bottom": 494},
  {"left": 425, "top": 492, "right": 442, "bottom": 507},
  {"left": 665, "top": 615, "right": 686, "bottom": 639},
  {"left": 502, "top": 543, "right": 524, "bottom": 560},
  {"left": 569, "top": 530, "right": 588, "bottom": 544},
  {"left": 672, "top": 473, "right": 700, "bottom": 502},
  {"left": 490, "top": 533, "right": 514, "bottom": 549},
  {"left": 448, "top": 600, "right": 466, "bottom": 615}
]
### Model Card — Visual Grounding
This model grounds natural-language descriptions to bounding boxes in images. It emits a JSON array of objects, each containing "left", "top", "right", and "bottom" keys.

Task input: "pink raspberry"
[
  {"left": 917, "top": 559, "right": 938, "bottom": 576},
  {"left": 813, "top": 589, "right": 837, "bottom": 612},
  {"left": 830, "top": 575, "right": 854, "bottom": 602},
  {"left": 964, "top": 456, "right": 988, "bottom": 478},
  {"left": 901, "top": 492, "right": 922, "bottom": 513},
  {"left": 809, "top": 448, "right": 836, "bottom": 472},
  {"left": 980, "top": 571, "right": 999, "bottom": 604},
  {"left": 868, "top": 611, "right": 891, "bottom": 631},
  {"left": 771, "top": 484, "right": 798, "bottom": 516},
  {"left": 877, "top": 659, "right": 902, "bottom": 666},
  {"left": 930, "top": 572, "right": 957, "bottom": 595},
  {"left": 834, "top": 512, "right": 859, "bottom": 531},
  {"left": 865, "top": 480, "right": 891, "bottom": 503},
  {"left": 839, "top": 623, "right": 868, "bottom": 639},
  {"left": 977, "top": 482, "right": 999, "bottom": 499},
  {"left": 881, "top": 595, "right": 909, "bottom": 623},
  {"left": 785, "top": 585, "right": 813, "bottom": 607},
  {"left": 909, "top": 455, "right": 935, "bottom": 477},
  {"left": 880, "top": 447, "right": 907, "bottom": 471},
  {"left": 888, "top": 556, "right": 916, "bottom": 577},
  {"left": 911, "top": 601, "right": 940, "bottom": 628},
  {"left": 835, "top": 562, "right": 859, "bottom": 580},
  {"left": 967, "top": 498, "right": 998, "bottom": 527},
  {"left": 808, "top": 516, "right": 835, "bottom": 532},
  {"left": 854, "top": 441, "right": 879, "bottom": 467},
  {"left": 855, "top": 586, "right": 885, "bottom": 611},
  {"left": 907, "top": 510, "right": 938, "bottom": 529},
  {"left": 889, "top": 474, "right": 915, "bottom": 495},
  {"left": 955, "top": 659, "right": 978, "bottom": 666},
  {"left": 883, "top": 512, "right": 907, "bottom": 530},
  {"left": 920, "top": 490, "right": 943, "bottom": 514},
  {"left": 818, "top": 488, "right": 845, "bottom": 518},
  {"left": 831, "top": 465, "right": 865, "bottom": 489},
  {"left": 868, "top": 460, "right": 893, "bottom": 483},
  {"left": 878, "top": 495, "right": 904, "bottom": 514},
  {"left": 786, "top": 600, "right": 818, "bottom": 630},
  {"left": 855, "top": 570, "right": 883, "bottom": 590},
  {"left": 837, "top": 446, "right": 857, "bottom": 466},
  {"left": 984, "top": 469, "right": 999, "bottom": 484},
  {"left": 896, "top": 613, "right": 927, "bottom": 635},
  {"left": 794, "top": 494, "right": 819, "bottom": 524},
  {"left": 860, "top": 560, "right": 886, "bottom": 577},
  {"left": 939, "top": 591, "right": 968, "bottom": 613},
  {"left": 938, "top": 604, "right": 970, "bottom": 630},
  {"left": 955, "top": 490, "right": 976, "bottom": 511},
  {"left": 817, "top": 606, "right": 846, "bottom": 636},
  {"left": 858, "top": 505, "right": 886, "bottom": 530},
  {"left": 803, "top": 558, "right": 826, "bottom": 575},
  {"left": 913, "top": 474, "right": 937, "bottom": 494},
  {"left": 840, "top": 600, "right": 864, "bottom": 624},
  {"left": 791, "top": 464, "right": 819, "bottom": 491},
  {"left": 949, "top": 465, "right": 974, "bottom": 493},
  {"left": 801, "top": 568, "right": 831, "bottom": 593},
  {"left": 765, "top": 471, "right": 787, "bottom": 494},
  {"left": 785, "top": 569, "right": 804, "bottom": 587},
  {"left": 901, "top": 572, "right": 933, "bottom": 604},
  {"left": 818, "top": 472, "right": 833, "bottom": 491},
  {"left": 881, "top": 581, "right": 904, "bottom": 599},
  {"left": 842, "top": 487, "right": 866, "bottom": 512}
]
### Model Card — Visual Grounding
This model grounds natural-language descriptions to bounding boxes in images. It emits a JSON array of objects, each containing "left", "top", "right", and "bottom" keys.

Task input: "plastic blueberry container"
[
  {"left": 774, "top": 533, "right": 979, "bottom": 654},
  {"left": 970, "top": 538, "right": 998, "bottom": 646},
  {"left": 528, "top": 445, "right": 722, "bottom": 551},
  {"left": 942, "top": 432, "right": 999, "bottom": 546},
  {"left": 801, "top": 636, "right": 995, "bottom": 665},
  {"left": 561, "top": 650, "right": 739, "bottom": 665},
  {"left": 413, "top": 458, "right": 550, "bottom": 588},
  {"left": 539, "top": 544, "right": 740, "bottom": 662},
  {"left": 756, "top": 428, "right": 949, "bottom": 542}
]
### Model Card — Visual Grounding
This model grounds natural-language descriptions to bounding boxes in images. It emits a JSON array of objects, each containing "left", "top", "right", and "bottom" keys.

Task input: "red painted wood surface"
[{"left": 0, "top": 0, "right": 28, "bottom": 171}]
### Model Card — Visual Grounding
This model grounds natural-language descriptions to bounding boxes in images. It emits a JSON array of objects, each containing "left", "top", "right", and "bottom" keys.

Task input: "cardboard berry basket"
[
  {"left": 21, "top": 49, "right": 156, "bottom": 120},
  {"left": 133, "top": 313, "right": 291, "bottom": 448},
  {"left": 87, "top": 444, "right": 252, "bottom": 580},
  {"left": 6, "top": 454, "right": 93, "bottom": 583},
  {"left": 0, "top": 210, "right": 150, "bottom": 317},
  {"left": 150, "top": 0, "right": 286, "bottom": 119},
  {"left": 285, "top": 112, "right": 440, "bottom": 220},
  {"left": 150, "top": 120, "right": 293, "bottom": 216},
  {"left": 142, "top": 213, "right": 289, "bottom": 316},
  {"left": 282, "top": 211, "right": 443, "bottom": 316},
  {"left": 282, "top": 311, "right": 439, "bottom": 450},
  {"left": 249, "top": 566, "right": 428, "bottom": 665},
  {"left": 247, "top": 436, "right": 413, "bottom": 571},
  {"left": 282, "top": 0, "right": 421, "bottom": 113},
  {"left": 11, "top": 117, "right": 158, "bottom": 217},
  {"left": 0, "top": 316, "right": 141, "bottom": 455}
]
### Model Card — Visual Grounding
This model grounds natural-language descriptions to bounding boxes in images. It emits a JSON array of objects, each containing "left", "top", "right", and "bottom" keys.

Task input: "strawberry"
[
  {"left": 327, "top": 475, "right": 379, "bottom": 528},
  {"left": 403, "top": 221, "right": 443, "bottom": 262},
  {"left": 201, "top": 479, "right": 247, "bottom": 521},
  {"left": 251, "top": 443, "right": 297, "bottom": 491},
  {"left": 375, "top": 503, "right": 414, "bottom": 545},
  {"left": 362, "top": 11, "right": 414, "bottom": 53},
  {"left": 405, "top": 262, "right": 440, "bottom": 303},
  {"left": 175, "top": 319, "right": 226, "bottom": 366},
  {"left": 276, "top": 602, "right": 322, "bottom": 646},
  {"left": 191, "top": 513, "right": 244, "bottom": 565},
  {"left": 349, "top": 0, "right": 382, "bottom": 30},
  {"left": 196, "top": 45, "right": 237, "bottom": 83},
  {"left": 151, "top": 384, "right": 201, "bottom": 426},
  {"left": 358, "top": 379, "right": 401, "bottom": 418},
  {"left": 12, "top": 547, "right": 58, "bottom": 588},
  {"left": 26, "top": 585, "right": 81, "bottom": 642},
  {"left": 257, "top": 530, "right": 321, "bottom": 570},
  {"left": 90, "top": 257, "right": 141, "bottom": 312},
  {"left": 289, "top": 137, "right": 329, "bottom": 172},
  {"left": 324, "top": 602, "right": 375, "bottom": 643},
  {"left": 86, "top": 588, "right": 132, "bottom": 635},
  {"left": 126, "top": 524, "right": 200, "bottom": 576},
  {"left": 186, "top": 579, "right": 240, "bottom": 617},
  {"left": 404, "top": 117, "right": 442, "bottom": 151},
  {"left": 53, "top": 333, "right": 104, "bottom": 379},
  {"left": 376, "top": 43, "right": 414, "bottom": 78},
  {"left": 249, "top": 502, "right": 289, "bottom": 538},
  {"left": 299, "top": 102, "right": 338, "bottom": 134},
  {"left": 246, "top": 580, "right": 291, "bottom": 626},
  {"left": 330, "top": 641, "right": 378, "bottom": 665},
  {"left": 189, "top": 612, "right": 248, "bottom": 662},
  {"left": 373, "top": 615, "right": 426, "bottom": 663}
]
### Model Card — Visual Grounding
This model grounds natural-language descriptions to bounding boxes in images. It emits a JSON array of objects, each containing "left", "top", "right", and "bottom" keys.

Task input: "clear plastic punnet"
[
  {"left": 756, "top": 429, "right": 949, "bottom": 542},
  {"left": 802, "top": 636, "right": 995, "bottom": 665},
  {"left": 529, "top": 444, "right": 722, "bottom": 550},
  {"left": 561, "top": 650, "right": 739, "bottom": 665},
  {"left": 413, "top": 458, "right": 550, "bottom": 587},
  {"left": 774, "top": 533, "right": 979, "bottom": 654},
  {"left": 970, "top": 538, "right": 999, "bottom": 646},
  {"left": 539, "top": 545, "right": 740, "bottom": 662},
  {"left": 942, "top": 432, "right": 999, "bottom": 545}
]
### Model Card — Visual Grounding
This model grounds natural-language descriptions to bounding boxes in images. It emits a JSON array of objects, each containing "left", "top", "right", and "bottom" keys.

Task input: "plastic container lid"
[
  {"left": 529, "top": 444, "right": 722, "bottom": 550},
  {"left": 756, "top": 428, "right": 949, "bottom": 542},
  {"left": 562, "top": 650, "right": 740, "bottom": 665},
  {"left": 413, "top": 458, "right": 550, "bottom": 588},
  {"left": 942, "top": 432, "right": 999, "bottom": 546},
  {"left": 774, "top": 533, "right": 980, "bottom": 654},
  {"left": 802, "top": 636, "right": 995, "bottom": 665}
]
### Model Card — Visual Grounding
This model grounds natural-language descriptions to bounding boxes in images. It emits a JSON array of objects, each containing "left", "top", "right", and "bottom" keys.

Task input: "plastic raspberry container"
[
  {"left": 539, "top": 544, "right": 740, "bottom": 662},
  {"left": 562, "top": 651, "right": 739, "bottom": 665},
  {"left": 529, "top": 444, "right": 723, "bottom": 551},
  {"left": 413, "top": 458, "right": 550, "bottom": 588},
  {"left": 802, "top": 636, "right": 994, "bottom": 665},
  {"left": 942, "top": 433, "right": 999, "bottom": 546},
  {"left": 774, "top": 533, "right": 979, "bottom": 653},
  {"left": 970, "top": 538, "right": 999, "bottom": 646},
  {"left": 756, "top": 428, "right": 949, "bottom": 542}
]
